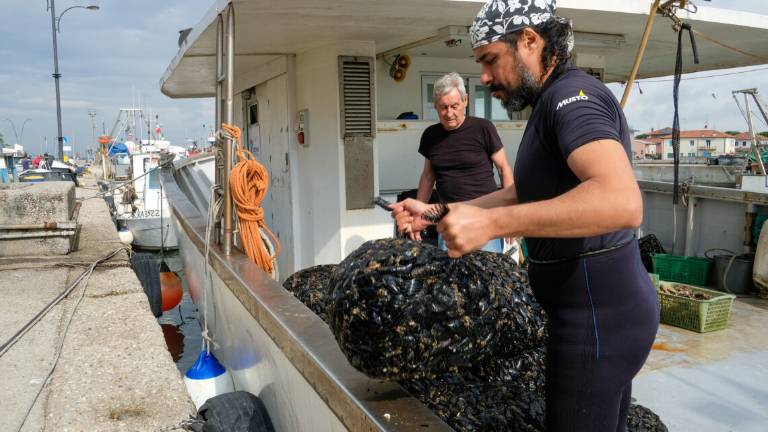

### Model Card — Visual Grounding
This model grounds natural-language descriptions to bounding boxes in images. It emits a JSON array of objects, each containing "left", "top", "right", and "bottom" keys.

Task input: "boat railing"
[{"left": 639, "top": 179, "right": 768, "bottom": 257}]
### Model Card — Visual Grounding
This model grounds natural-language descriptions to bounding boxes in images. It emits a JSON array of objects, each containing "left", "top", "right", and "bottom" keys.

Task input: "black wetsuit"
[{"left": 514, "top": 66, "right": 659, "bottom": 431}]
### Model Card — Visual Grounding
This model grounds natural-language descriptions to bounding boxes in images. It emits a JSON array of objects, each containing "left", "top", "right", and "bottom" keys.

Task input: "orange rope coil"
[{"left": 222, "top": 124, "right": 281, "bottom": 275}]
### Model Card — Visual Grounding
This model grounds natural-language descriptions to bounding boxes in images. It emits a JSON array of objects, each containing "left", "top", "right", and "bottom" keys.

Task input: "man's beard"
[{"left": 490, "top": 59, "right": 542, "bottom": 117}]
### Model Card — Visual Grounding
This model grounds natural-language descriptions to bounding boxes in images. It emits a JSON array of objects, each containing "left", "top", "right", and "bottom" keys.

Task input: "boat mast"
[{"left": 733, "top": 88, "right": 768, "bottom": 175}]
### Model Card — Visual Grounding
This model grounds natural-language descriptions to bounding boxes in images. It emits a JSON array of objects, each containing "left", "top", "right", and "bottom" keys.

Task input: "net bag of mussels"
[
  {"left": 282, "top": 264, "right": 338, "bottom": 322},
  {"left": 327, "top": 238, "right": 547, "bottom": 380}
]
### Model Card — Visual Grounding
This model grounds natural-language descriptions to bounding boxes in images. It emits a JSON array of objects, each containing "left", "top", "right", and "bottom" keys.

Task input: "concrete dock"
[{"left": 0, "top": 175, "right": 193, "bottom": 431}]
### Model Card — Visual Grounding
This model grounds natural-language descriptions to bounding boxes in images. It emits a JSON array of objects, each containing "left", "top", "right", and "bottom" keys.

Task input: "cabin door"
[{"left": 253, "top": 75, "right": 294, "bottom": 278}]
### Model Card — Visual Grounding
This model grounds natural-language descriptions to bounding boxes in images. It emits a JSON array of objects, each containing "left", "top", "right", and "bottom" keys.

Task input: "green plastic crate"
[
  {"left": 652, "top": 254, "right": 712, "bottom": 285},
  {"left": 657, "top": 283, "right": 736, "bottom": 333}
]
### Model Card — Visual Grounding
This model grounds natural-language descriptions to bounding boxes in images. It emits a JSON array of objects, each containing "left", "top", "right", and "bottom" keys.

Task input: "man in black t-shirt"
[
  {"left": 410, "top": 72, "right": 513, "bottom": 251},
  {"left": 392, "top": 1, "right": 659, "bottom": 430}
]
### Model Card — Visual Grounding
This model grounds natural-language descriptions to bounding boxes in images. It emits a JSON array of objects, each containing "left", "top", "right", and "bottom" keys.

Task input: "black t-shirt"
[
  {"left": 514, "top": 67, "right": 633, "bottom": 261},
  {"left": 418, "top": 116, "right": 503, "bottom": 203}
]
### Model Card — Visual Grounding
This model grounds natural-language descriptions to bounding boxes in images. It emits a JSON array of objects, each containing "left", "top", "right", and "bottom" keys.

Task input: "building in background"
[
  {"left": 733, "top": 132, "right": 768, "bottom": 152},
  {"left": 658, "top": 129, "right": 735, "bottom": 159}
]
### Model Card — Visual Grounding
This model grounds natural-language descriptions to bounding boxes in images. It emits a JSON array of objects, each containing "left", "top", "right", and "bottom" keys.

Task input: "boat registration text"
[{"left": 137, "top": 210, "right": 161, "bottom": 218}]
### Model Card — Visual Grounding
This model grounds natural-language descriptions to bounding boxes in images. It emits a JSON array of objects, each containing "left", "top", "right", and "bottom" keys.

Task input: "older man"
[
  {"left": 411, "top": 72, "right": 513, "bottom": 252},
  {"left": 392, "top": 1, "right": 659, "bottom": 430}
]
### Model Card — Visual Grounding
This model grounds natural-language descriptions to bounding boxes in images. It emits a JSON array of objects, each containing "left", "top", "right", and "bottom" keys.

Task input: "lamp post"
[
  {"left": 3, "top": 118, "right": 31, "bottom": 148},
  {"left": 48, "top": 1, "right": 99, "bottom": 160}
]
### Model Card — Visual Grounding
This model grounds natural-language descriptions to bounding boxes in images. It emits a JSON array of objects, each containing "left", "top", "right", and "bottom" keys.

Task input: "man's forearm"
[
  {"left": 465, "top": 184, "right": 518, "bottom": 209},
  {"left": 499, "top": 166, "right": 514, "bottom": 189},
  {"left": 416, "top": 174, "right": 435, "bottom": 202},
  {"left": 488, "top": 178, "right": 641, "bottom": 239}
]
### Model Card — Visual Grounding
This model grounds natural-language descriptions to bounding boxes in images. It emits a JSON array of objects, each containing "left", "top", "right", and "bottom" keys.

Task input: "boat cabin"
[{"left": 160, "top": 0, "right": 768, "bottom": 276}]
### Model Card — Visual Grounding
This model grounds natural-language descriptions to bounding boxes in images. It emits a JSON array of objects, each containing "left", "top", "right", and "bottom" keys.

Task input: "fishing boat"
[
  {"left": 103, "top": 109, "right": 182, "bottom": 250},
  {"left": 159, "top": 1, "right": 768, "bottom": 430},
  {"left": 112, "top": 149, "right": 179, "bottom": 250}
]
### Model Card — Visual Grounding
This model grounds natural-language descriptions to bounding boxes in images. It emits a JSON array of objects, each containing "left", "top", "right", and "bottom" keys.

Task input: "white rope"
[{"left": 201, "top": 185, "right": 223, "bottom": 353}]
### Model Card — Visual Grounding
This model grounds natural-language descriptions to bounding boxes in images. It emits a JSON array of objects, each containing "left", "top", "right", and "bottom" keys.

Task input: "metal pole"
[
  {"left": 49, "top": 0, "right": 65, "bottom": 161},
  {"left": 88, "top": 110, "right": 96, "bottom": 159},
  {"left": 745, "top": 94, "right": 766, "bottom": 175},
  {"left": 620, "top": 0, "right": 661, "bottom": 109},
  {"left": 222, "top": 5, "right": 235, "bottom": 255},
  {"left": 684, "top": 196, "right": 697, "bottom": 257},
  {"left": 748, "top": 91, "right": 768, "bottom": 131},
  {"left": 214, "top": 15, "right": 223, "bottom": 246}
]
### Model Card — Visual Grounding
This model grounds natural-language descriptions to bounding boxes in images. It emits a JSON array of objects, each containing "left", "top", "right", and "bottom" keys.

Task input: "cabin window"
[
  {"left": 421, "top": 74, "right": 528, "bottom": 122},
  {"left": 146, "top": 169, "right": 160, "bottom": 190},
  {"left": 249, "top": 103, "right": 258, "bottom": 125},
  {"left": 143, "top": 158, "right": 160, "bottom": 190}
]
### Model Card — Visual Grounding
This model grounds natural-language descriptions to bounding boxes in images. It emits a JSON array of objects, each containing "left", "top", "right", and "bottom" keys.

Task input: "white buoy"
[
  {"left": 118, "top": 227, "right": 134, "bottom": 245},
  {"left": 184, "top": 350, "right": 234, "bottom": 410}
]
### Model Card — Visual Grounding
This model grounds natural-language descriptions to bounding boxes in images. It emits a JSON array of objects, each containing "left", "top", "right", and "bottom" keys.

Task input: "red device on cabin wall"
[{"left": 297, "top": 109, "right": 309, "bottom": 146}]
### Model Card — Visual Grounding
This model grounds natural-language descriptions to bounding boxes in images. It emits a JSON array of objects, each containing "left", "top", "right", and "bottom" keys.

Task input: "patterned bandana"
[{"left": 470, "top": 0, "right": 558, "bottom": 49}]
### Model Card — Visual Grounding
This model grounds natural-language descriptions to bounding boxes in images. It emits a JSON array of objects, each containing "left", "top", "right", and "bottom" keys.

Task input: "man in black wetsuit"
[{"left": 392, "top": 1, "right": 659, "bottom": 430}]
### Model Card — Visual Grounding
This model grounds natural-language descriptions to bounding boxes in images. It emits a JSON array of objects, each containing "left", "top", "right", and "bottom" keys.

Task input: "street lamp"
[
  {"left": 47, "top": 1, "right": 99, "bottom": 160},
  {"left": 3, "top": 118, "right": 31, "bottom": 148},
  {"left": 88, "top": 109, "right": 97, "bottom": 160},
  {"left": 56, "top": 5, "right": 100, "bottom": 32}
]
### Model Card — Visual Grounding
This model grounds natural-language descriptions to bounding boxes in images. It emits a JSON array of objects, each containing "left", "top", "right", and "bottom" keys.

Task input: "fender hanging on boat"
[{"left": 184, "top": 350, "right": 234, "bottom": 410}]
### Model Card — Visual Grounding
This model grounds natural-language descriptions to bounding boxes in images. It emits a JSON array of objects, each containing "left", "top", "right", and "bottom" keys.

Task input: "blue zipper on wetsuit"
[{"left": 582, "top": 258, "right": 601, "bottom": 361}]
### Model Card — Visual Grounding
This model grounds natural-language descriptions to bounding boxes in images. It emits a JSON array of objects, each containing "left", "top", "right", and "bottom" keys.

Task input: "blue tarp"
[{"left": 108, "top": 142, "right": 129, "bottom": 157}]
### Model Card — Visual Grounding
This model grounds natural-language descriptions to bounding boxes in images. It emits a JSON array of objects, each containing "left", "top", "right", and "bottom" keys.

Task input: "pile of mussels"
[
  {"left": 283, "top": 239, "right": 667, "bottom": 432},
  {"left": 327, "top": 238, "right": 545, "bottom": 379}
]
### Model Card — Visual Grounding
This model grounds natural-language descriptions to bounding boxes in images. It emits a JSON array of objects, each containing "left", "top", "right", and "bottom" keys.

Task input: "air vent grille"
[{"left": 339, "top": 56, "right": 375, "bottom": 137}]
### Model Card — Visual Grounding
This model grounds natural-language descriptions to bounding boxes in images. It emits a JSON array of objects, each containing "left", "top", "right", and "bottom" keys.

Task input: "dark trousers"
[{"left": 528, "top": 241, "right": 659, "bottom": 431}]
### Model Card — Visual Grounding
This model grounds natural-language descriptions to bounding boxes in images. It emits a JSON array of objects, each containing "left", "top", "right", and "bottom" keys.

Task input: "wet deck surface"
[{"left": 634, "top": 297, "right": 768, "bottom": 431}]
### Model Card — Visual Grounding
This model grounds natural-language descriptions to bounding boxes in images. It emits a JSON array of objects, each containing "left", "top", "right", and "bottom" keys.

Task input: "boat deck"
[{"left": 634, "top": 297, "right": 768, "bottom": 431}]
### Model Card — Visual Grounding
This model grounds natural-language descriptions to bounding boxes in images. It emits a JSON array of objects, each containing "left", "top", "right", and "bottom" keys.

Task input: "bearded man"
[{"left": 391, "top": 1, "right": 659, "bottom": 430}]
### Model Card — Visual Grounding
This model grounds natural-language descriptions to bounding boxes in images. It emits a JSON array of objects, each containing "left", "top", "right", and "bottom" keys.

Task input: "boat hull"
[
  {"left": 117, "top": 215, "right": 179, "bottom": 250},
  {"left": 161, "top": 155, "right": 449, "bottom": 432}
]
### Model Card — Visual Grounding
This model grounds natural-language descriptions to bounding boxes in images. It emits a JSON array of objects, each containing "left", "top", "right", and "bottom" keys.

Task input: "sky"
[
  {"left": 0, "top": 0, "right": 767, "bottom": 157},
  {"left": 0, "top": 0, "right": 212, "bottom": 156}
]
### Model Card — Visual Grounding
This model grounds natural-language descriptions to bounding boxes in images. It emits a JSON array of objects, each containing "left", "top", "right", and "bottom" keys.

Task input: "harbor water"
[{"left": 147, "top": 249, "right": 202, "bottom": 373}]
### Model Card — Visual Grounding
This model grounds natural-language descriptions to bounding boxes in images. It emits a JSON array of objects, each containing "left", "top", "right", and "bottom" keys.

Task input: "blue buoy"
[{"left": 184, "top": 350, "right": 234, "bottom": 409}]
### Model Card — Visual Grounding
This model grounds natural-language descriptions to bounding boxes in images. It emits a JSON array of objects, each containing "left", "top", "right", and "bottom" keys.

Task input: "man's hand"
[
  {"left": 390, "top": 198, "right": 430, "bottom": 241},
  {"left": 437, "top": 203, "right": 496, "bottom": 258}
]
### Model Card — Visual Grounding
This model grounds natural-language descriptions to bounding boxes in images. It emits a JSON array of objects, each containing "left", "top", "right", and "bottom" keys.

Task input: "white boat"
[
  {"left": 112, "top": 150, "right": 179, "bottom": 250},
  {"left": 103, "top": 108, "right": 182, "bottom": 250},
  {"left": 159, "top": 1, "right": 768, "bottom": 430}
]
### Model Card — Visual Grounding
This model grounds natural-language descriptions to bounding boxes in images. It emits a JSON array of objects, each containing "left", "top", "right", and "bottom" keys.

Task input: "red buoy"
[{"left": 160, "top": 271, "right": 183, "bottom": 311}]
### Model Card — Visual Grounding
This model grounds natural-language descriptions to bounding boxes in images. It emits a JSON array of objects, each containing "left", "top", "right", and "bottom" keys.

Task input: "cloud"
[
  {"left": 1, "top": 0, "right": 766, "bottom": 157},
  {"left": 609, "top": 65, "right": 768, "bottom": 133},
  {"left": 0, "top": 0, "right": 213, "bottom": 155}
]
